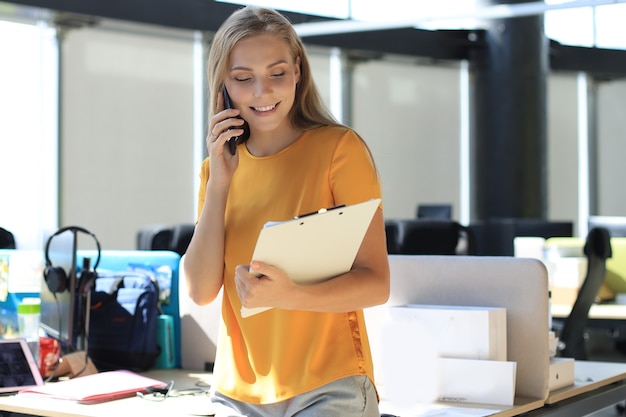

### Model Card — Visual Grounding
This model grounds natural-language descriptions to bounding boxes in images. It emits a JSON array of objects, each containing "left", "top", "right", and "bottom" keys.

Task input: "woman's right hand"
[{"left": 205, "top": 91, "right": 247, "bottom": 184}]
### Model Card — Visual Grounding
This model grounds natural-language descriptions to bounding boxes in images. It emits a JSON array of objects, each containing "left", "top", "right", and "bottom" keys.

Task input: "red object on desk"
[{"left": 38, "top": 336, "right": 60, "bottom": 377}]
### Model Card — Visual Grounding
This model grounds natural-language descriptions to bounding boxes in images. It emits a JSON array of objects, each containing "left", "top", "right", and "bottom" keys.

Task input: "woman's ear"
[{"left": 294, "top": 56, "right": 301, "bottom": 84}]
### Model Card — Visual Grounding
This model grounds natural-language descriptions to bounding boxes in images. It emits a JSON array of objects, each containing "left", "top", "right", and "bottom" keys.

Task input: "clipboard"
[{"left": 242, "top": 198, "right": 381, "bottom": 318}]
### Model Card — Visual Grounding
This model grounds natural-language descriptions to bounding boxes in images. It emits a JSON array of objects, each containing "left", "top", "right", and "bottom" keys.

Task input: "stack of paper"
[
  {"left": 389, "top": 304, "right": 507, "bottom": 361},
  {"left": 387, "top": 304, "right": 516, "bottom": 406}
]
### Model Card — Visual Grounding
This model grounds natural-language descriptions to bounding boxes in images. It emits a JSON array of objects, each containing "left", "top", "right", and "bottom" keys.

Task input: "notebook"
[
  {"left": 242, "top": 198, "right": 381, "bottom": 317},
  {"left": 0, "top": 338, "right": 44, "bottom": 394},
  {"left": 17, "top": 369, "right": 168, "bottom": 404}
]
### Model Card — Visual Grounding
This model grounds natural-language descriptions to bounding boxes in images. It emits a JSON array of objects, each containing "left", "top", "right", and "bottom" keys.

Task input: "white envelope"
[{"left": 438, "top": 357, "right": 517, "bottom": 406}]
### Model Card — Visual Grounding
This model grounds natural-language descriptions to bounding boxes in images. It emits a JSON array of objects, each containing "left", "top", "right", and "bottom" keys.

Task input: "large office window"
[
  {"left": 59, "top": 21, "right": 196, "bottom": 249},
  {"left": 546, "top": 1, "right": 626, "bottom": 49},
  {"left": 597, "top": 78, "right": 626, "bottom": 215},
  {"left": 351, "top": 59, "right": 463, "bottom": 220},
  {"left": 0, "top": 19, "right": 58, "bottom": 250}
]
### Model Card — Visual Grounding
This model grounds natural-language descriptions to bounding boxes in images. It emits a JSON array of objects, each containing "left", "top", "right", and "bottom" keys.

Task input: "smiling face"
[{"left": 225, "top": 34, "right": 301, "bottom": 138}]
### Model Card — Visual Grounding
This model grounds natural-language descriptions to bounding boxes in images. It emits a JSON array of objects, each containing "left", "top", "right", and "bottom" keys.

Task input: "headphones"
[{"left": 44, "top": 226, "right": 101, "bottom": 296}]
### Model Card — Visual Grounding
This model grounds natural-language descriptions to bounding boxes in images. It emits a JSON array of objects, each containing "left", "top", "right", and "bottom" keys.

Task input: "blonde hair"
[{"left": 207, "top": 6, "right": 338, "bottom": 130}]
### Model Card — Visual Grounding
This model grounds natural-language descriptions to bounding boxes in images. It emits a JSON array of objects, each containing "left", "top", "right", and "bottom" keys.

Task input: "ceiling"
[{"left": 2, "top": 0, "right": 626, "bottom": 77}]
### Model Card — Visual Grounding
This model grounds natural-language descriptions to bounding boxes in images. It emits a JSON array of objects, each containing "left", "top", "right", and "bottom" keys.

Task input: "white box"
[
  {"left": 549, "top": 357, "right": 575, "bottom": 391},
  {"left": 438, "top": 358, "right": 517, "bottom": 406},
  {"left": 389, "top": 304, "right": 507, "bottom": 361}
]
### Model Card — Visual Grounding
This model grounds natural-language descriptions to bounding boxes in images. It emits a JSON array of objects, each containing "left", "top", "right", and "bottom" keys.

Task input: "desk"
[
  {"left": 552, "top": 303, "right": 626, "bottom": 321},
  {"left": 0, "top": 363, "right": 624, "bottom": 417},
  {"left": 525, "top": 361, "right": 626, "bottom": 417},
  {"left": 552, "top": 303, "right": 626, "bottom": 333},
  {"left": 0, "top": 370, "right": 214, "bottom": 417}
]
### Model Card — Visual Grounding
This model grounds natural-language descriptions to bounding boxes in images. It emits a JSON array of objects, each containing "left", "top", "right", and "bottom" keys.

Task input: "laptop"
[{"left": 0, "top": 338, "right": 44, "bottom": 394}]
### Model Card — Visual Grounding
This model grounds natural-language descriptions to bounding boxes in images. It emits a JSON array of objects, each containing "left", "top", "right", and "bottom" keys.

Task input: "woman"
[{"left": 183, "top": 6, "right": 390, "bottom": 417}]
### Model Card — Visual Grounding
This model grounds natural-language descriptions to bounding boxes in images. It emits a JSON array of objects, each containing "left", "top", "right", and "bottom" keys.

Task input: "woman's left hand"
[{"left": 234, "top": 261, "right": 295, "bottom": 310}]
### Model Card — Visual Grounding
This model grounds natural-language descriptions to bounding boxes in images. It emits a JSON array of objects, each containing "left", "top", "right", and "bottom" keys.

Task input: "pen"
[{"left": 294, "top": 204, "right": 346, "bottom": 219}]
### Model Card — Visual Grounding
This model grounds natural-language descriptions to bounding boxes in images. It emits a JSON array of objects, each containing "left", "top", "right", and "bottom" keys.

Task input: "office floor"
[
  {"left": 581, "top": 328, "right": 626, "bottom": 416},
  {"left": 590, "top": 406, "right": 624, "bottom": 416}
]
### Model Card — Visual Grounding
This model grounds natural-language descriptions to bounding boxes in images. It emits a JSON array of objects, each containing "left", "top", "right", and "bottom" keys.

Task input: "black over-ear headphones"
[{"left": 44, "top": 226, "right": 101, "bottom": 295}]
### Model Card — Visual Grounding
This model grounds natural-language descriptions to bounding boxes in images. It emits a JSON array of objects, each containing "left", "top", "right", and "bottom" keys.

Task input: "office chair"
[
  {"left": 168, "top": 224, "right": 195, "bottom": 256},
  {"left": 392, "top": 219, "right": 475, "bottom": 255},
  {"left": 384, "top": 220, "right": 400, "bottom": 254},
  {"left": 136, "top": 224, "right": 172, "bottom": 251},
  {"left": 136, "top": 223, "right": 195, "bottom": 256},
  {"left": 0, "top": 227, "right": 16, "bottom": 249},
  {"left": 557, "top": 227, "right": 612, "bottom": 360},
  {"left": 468, "top": 218, "right": 573, "bottom": 256}
]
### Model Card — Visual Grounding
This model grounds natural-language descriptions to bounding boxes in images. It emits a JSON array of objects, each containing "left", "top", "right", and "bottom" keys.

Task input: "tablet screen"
[{"left": 0, "top": 338, "right": 44, "bottom": 394}]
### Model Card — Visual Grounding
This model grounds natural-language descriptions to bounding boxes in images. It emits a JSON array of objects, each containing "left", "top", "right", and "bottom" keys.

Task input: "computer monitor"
[
  {"left": 588, "top": 216, "right": 626, "bottom": 238},
  {"left": 416, "top": 204, "right": 452, "bottom": 220}
]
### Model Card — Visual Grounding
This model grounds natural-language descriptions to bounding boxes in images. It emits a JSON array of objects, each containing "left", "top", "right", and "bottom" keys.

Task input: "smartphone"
[{"left": 222, "top": 85, "right": 250, "bottom": 155}]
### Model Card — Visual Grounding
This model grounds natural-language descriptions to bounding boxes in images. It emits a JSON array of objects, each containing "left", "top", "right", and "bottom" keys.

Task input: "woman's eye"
[
  {"left": 271, "top": 72, "right": 285, "bottom": 78},
  {"left": 235, "top": 77, "right": 251, "bottom": 82}
]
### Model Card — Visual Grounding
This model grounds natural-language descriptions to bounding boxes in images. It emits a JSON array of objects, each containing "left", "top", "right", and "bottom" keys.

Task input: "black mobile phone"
[{"left": 222, "top": 85, "right": 250, "bottom": 155}]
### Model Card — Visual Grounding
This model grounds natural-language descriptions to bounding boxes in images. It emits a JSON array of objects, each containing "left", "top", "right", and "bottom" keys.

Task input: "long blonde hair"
[{"left": 207, "top": 6, "right": 338, "bottom": 130}]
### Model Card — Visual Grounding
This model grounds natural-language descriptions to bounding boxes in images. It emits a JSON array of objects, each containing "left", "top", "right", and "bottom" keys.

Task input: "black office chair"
[
  {"left": 384, "top": 220, "right": 400, "bottom": 254},
  {"left": 392, "top": 219, "right": 475, "bottom": 255},
  {"left": 557, "top": 227, "right": 612, "bottom": 360},
  {"left": 168, "top": 223, "right": 195, "bottom": 256},
  {"left": 136, "top": 224, "right": 172, "bottom": 251},
  {"left": 0, "top": 227, "right": 16, "bottom": 249},
  {"left": 136, "top": 223, "right": 195, "bottom": 255}
]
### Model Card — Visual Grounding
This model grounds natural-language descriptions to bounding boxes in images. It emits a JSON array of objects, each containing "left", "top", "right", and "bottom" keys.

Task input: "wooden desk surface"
[
  {"left": 546, "top": 360, "right": 626, "bottom": 404},
  {"left": 1, "top": 363, "right": 626, "bottom": 417},
  {"left": 0, "top": 369, "right": 214, "bottom": 417},
  {"left": 552, "top": 303, "right": 626, "bottom": 320}
]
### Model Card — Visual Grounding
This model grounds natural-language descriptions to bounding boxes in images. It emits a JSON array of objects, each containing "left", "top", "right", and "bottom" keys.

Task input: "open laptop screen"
[{"left": 0, "top": 338, "right": 44, "bottom": 394}]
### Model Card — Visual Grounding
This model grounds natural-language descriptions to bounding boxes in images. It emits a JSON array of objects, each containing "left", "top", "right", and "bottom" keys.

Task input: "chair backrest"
[
  {"left": 168, "top": 224, "right": 194, "bottom": 256},
  {"left": 558, "top": 227, "right": 612, "bottom": 360},
  {"left": 469, "top": 218, "right": 573, "bottom": 256},
  {"left": 136, "top": 224, "right": 172, "bottom": 251},
  {"left": 0, "top": 227, "right": 16, "bottom": 249},
  {"left": 384, "top": 220, "right": 399, "bottom": 254},
  {"left": 393, "top": 219, "right": 465, "bottom": 255}
]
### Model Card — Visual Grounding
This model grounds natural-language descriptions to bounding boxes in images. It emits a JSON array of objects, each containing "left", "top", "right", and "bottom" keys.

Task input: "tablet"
[
  {"left": 242, "top": 198, "right": 381, "bottom": 317},
  {"left": 0, "top": 338, "right": 44, "bottom": 394}
]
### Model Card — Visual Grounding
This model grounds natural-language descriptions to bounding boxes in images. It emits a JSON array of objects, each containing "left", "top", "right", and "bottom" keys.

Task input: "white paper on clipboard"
[{"left": 241, "top": 198, "right": 381, "bottom": 318}]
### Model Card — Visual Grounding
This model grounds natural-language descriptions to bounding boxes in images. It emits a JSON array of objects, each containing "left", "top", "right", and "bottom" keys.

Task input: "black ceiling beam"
[
  {"left": 549, "top": 40, "right": 626, "bottom": 79},
  {"left": 2, "top": 0, "right": 476, "bottom": 61},
  {"left": 300, "top": 29, "right": 480, "bottom": 61},
  {"left": 4, "top": 0, "right": 626, "bottom": 76},
  {"left": 2, "top": 0, "right": 332, "bottom": 32}
]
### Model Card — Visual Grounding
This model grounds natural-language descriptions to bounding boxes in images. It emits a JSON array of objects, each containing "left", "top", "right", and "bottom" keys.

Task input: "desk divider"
[{"left": 365, "top": 255, "right": 550, "bottom": 402}]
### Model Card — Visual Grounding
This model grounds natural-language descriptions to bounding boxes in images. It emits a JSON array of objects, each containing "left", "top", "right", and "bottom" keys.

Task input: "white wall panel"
[{"left": 61, "top": 24, "right": 195, "bottom": 249}]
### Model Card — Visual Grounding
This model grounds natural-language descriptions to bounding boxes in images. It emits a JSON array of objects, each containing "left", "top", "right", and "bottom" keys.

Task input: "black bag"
[{"left": 87, "top": 272, "right": 161, "bottom": 371}]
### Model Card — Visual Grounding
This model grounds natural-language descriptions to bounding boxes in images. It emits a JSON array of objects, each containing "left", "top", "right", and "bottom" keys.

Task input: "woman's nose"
[{"left": 253, "top": 79, "right": 272, "bottom": 97}]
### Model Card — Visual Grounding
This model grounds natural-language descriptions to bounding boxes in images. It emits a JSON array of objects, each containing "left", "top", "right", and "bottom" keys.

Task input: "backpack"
[{"left": 86, "top": 271, "right": 161, "bottom": 371}]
